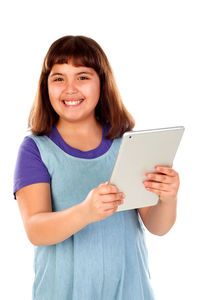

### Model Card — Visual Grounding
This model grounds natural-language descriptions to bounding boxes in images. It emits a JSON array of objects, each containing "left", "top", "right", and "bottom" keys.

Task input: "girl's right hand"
[{"left": 82, "top": 182, "right": 125, "bottom": 224}]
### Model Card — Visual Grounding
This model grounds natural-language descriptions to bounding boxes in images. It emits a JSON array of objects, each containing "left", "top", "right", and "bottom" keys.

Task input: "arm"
[
  {"left": 16, "top": 183, "right": 91, "bottom": 246},
  {"left": 16, "top": 182, "right": 124, "bottom": 246},
  {"left": 138, "top": 165, "right": 180, "bottom": 236}
]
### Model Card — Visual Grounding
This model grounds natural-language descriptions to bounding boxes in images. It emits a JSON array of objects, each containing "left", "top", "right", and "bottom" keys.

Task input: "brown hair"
[{"left": 28, "top": 35, "right": 135, "bottom": 139}]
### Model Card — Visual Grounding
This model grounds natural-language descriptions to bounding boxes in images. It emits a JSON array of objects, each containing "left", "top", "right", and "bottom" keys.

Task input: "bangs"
[{"left": 44, "top": 36, "right": 103, "bottom": 75}]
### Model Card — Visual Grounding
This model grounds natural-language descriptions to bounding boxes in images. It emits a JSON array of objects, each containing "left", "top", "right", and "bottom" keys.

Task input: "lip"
[
  {"left": 63, "top": 98, "right": 84, "bottom": 102},
  {"left": 62, "top": 98, "right": 84, "bottom": 107}
]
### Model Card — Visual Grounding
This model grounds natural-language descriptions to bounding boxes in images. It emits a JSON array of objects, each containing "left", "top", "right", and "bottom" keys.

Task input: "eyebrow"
[{"left": 50, "top": 71, "right": 94, "bottom": 77}]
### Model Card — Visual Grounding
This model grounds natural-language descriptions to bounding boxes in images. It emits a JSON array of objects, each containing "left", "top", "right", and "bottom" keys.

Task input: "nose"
[{"left": 63, "top": 79, "right": 78, "bottom": 94}]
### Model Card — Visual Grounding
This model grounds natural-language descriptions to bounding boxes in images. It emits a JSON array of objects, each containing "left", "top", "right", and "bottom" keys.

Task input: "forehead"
[{"left": 50, "top": 63, "right": 95, "bottom": 74}]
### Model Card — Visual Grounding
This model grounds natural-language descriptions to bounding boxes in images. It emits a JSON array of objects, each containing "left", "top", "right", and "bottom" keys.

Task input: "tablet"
[{"left": 109, "top": 126, "right": 185, "bottom": 212}]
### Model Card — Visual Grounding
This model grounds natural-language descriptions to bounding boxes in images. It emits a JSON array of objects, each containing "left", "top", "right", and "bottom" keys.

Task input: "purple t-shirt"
[{"left": 13, "top": 123, "right": 113, "bottom": 199}]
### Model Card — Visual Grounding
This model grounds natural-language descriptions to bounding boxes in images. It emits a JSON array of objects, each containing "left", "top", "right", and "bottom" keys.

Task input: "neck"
[{"left": 56, "top": 117, "right": 102, "bottom": 137}]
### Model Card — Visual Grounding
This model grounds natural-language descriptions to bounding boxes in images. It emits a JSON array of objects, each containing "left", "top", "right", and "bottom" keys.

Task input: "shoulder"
[
  {"left": 16, "top": 135, "right": 49, "bottom": 163},
  {"left": 13, "top": 135, "right": 51, "bottom": 199},
  {"left": 19, "top": 135, "right": 41, "bottom": 154}
]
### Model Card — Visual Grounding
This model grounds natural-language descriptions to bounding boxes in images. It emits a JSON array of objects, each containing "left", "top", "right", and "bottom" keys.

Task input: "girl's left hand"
[{"left": 143, "top": 165, "right": 180, "bottom": 203}]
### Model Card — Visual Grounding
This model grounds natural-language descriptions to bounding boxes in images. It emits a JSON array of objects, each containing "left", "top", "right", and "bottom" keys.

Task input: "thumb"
[{"left": 99, "top": 181, "right": 109, "bottom": 187}]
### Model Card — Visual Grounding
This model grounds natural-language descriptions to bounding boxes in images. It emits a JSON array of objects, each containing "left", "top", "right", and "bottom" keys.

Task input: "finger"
[
  {"left": 101, "top": 192, "right": 124, "bottom": 203},
  {"left": 105, "top": 199, "right": 123, "bottom": 209},
  {"left": 155, "top": 166, "right": 177, "bottom": 177},
  {"left": 145, "top": 173, "right": 173, "bottom": 184},
  {"left": 98, "top": 181, "right": 109, "bottom": 187},
  {"left": 104, "top": 206, "right": 118, "bottom": 213},
  {"left": 104, "top": 201, "right": 121, "bottom": 212},
  {"left": 143, "top": 181, "right": 170, "bottom": 192},
  {"left": 98, "top": 183, "right": 119, "bottom": 195},
  {"left": 145, "top": 187, "right": 171, "bottom": 197}
]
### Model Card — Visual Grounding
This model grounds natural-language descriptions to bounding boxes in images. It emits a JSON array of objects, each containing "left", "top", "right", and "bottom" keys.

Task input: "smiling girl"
[{"left": 14, "top": 35, "right": 180, "bottom": 300}]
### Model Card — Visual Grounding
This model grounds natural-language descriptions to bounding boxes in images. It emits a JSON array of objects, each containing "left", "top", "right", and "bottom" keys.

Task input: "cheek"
[
  {"left": 85, "top": 81, "right": 100, "bottom": 101},
  {"left": 48, "top": 85, "right": 61, "bottom": 103}
]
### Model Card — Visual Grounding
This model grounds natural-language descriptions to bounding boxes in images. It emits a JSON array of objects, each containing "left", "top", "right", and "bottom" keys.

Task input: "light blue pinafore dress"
[{"left": 30, "top": 134, "right": 155, "bottom": 300}]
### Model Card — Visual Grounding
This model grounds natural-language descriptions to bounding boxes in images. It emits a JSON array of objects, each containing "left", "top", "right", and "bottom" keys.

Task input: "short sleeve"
[{"left": 13, "top": 136, "right": 51, "bottom": 199}]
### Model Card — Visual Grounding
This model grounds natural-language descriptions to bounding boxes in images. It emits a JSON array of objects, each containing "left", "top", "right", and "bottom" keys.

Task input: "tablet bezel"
[{"left": 109, "top": 126, "right": 185, "bottom": 212}]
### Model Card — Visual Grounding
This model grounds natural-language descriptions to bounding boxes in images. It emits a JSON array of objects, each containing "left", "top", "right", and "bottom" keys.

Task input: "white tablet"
[{"left": 109, "top": 126, "right": 185, "bottom": 212}]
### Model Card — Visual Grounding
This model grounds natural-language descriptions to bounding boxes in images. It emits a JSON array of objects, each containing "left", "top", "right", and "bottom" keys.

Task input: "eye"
[
  {"left": 54, "top": 77, "right": 64, "bottom": 82},
  {"left": 78, "top": 76, "right": 89, "bottom": 80}
]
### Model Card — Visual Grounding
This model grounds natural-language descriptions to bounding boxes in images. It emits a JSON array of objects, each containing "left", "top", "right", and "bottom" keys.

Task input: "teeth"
[{"left": 64, "top": 100, "right": 83, "bottom": 105}]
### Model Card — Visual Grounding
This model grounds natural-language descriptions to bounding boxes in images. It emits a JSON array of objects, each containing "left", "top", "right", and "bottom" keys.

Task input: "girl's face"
[{"left": 48, "top": 62, "right": 100, "bottom": 125}]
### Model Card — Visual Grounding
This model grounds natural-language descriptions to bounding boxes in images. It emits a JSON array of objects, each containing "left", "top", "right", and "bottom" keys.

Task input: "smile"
[{"left": 62, "top": 99, "right": 84, "bottom": 106}]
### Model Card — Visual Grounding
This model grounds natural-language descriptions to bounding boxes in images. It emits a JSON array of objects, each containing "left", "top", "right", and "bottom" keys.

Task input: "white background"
[{"left": 1, "top": 0, "right": 199, "bottom": 299}]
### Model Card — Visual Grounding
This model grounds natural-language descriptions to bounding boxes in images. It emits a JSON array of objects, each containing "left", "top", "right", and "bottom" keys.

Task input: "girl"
[{"left": 14, "top": 35, "right": 180, "bottom": 300}]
